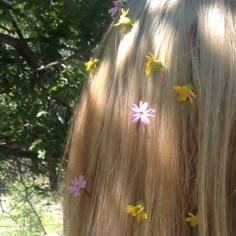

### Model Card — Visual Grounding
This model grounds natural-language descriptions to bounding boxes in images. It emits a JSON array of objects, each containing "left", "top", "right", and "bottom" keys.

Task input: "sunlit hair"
[{"left": 63, "top": 0, "right": 236, "bottom": 235}]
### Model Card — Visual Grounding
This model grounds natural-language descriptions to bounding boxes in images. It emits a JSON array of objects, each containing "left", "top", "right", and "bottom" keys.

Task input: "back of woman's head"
[{"left": 64, "top": 0, "right": 236, "bottom": 235}]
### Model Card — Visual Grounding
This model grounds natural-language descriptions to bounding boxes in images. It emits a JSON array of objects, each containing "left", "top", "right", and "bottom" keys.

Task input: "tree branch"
[
  {"left": 0, "top": 24, "right": 14, "bottom": 34},
  {"left": 18, "top": 169, "right": 48, "bottom": 236},
  {"left": 36, "top": 54, "right": 79, "bottom": 71},
  {"left": 36, "top": 45, "right": 94, "bottom": 71},
  {"left": 0, "top": 56, "right": 22, "bottom": 65},
  {"left": 0, "top": 142, "right": 37, "bottom": 160},
  {"left": 0, "top": 33, "right": 43, "bottom": 72},
  {"left": 0, "top": 33, "right": 18, "bottom": 46},
  {"left": 0, "top": 197, "right": 23, "bottom": 227},
  {"left": 7, "top": 10, "right": 24, "bottom": 39}
]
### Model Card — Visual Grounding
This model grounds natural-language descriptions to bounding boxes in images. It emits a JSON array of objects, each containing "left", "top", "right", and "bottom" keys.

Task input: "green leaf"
[
  {"left": 37, "top": 149, "right": 46, "bottom": 160},
  {"left": 29, "top": 139, "right": 42, "bottom": 151},
  {"left": 49, "top": 86, "right": 59, "bottom": 94},
  {"left": 137, "top": 200, "right": 144, "bottom": 206},
  {"left": 185, "top": 82, "right": 194, "bottom": 91},
  {"left": 36, "top": 111, "right": 48, "bottom": 118}
]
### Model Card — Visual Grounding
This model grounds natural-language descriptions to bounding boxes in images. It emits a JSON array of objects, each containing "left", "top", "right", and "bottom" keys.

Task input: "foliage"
[
  {"left": 0, "top": 0, "right": 112, "bottom": 190},
  {"left": 0, "top": 1, "right": 114, "bottom": 234},
  {"left": 0, "top": 170, "right": 62, "bottom": 235}
]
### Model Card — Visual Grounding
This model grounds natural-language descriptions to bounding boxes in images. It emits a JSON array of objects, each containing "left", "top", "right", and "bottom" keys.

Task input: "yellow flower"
[
  {"left": 185, "top": 212, "right": 198, "bottom": 227},
  {"left": 114, "top": 8, "right": 133, "bottom": 27},
  {"left": 127, "top": 201, "right": 147, "bottom": 221},
  {"left": 145, "top": 53, "right": 166, "bottom": 77},
  {"left": 173, "top": 82, "right": 196, "bottom": 103},
  {"left": 85, "top": 58, "right": 99, "bottom": 75}
]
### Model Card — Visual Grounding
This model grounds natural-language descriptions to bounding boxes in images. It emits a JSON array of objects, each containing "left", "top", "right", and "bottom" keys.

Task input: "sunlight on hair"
[
  {"left": 157, "top": 116, "right": 178, "bottom": 167},
  {"left": 206, "top": 7, "right": 225, "bottom": 38},
  {"left": 149, "top": 0, "right": 180, "bottom": 12},
  {"left": 152, "top": 26, "right": 173, "bottom": 68},
  {"left": 90, "top": 58, "right": 111, "bottom": 112},
  {"left": 149, "top": 0, "right": 179, "bottom": 10},
  {"left": 116, "top": 22, "right": 140, "bottom": 70}
]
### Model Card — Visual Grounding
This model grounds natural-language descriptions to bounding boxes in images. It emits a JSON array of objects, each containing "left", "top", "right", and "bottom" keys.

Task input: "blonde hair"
[{"left": 64, "top": 0, "right": 236, "bottom": 235}]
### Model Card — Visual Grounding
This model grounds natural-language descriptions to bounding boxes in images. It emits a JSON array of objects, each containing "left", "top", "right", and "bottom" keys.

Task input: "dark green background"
[{"left": 0, "top": 0, "right": 112, "bottom": 191}]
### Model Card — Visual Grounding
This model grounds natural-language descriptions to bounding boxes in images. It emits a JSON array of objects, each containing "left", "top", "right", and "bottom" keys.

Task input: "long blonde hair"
[{"left": 64, "top": 0, "right": 236, "bottom": 235}]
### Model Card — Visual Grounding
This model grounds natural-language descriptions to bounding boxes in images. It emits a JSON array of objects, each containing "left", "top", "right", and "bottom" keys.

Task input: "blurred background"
[{"left": 0, "top": 0, "right": 112, "bottom": 235}]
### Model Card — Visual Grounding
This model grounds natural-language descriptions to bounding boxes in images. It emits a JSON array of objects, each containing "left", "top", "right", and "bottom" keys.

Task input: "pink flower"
[
  {"left": 131, "top": 101, "right": 155, "bottom": 125},
  {"left": 68, "top": 175, "right": 86, "bottom": 197},
  {"left": 108, "top": 0, "right": 125, "bottom": 17}
]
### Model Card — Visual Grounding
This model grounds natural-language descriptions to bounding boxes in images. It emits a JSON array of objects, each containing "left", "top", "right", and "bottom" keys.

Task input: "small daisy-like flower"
[
  {"left": 145, "top": 53, "right": 166, "bottom": 77},
  {"left": 131, "top": 101, "right": 155, "bottom": 125},
  {"left": 68, "top": 175, "right": 86, "bottom": 197},
  {"left": 85, "top": 58, "right": 99, "bottom": 76},
  {"left": 127, "top": 201, "right": 147, "bottom": 221},
  {"left": 185, "top": 212, "right": 198, "bottom": 227},
  {"left": 114, "top": 8, "right": 133, "bottom": 27},
  {"left": 108, "top": 0, "right": 125, "bottom": 17},
  {"left": 173, "top": 82, "right": 196, "bottom": 103}
]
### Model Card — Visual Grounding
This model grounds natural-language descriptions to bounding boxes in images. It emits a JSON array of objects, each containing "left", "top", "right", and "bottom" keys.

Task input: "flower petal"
[
  {"left": 141, "top": 115, "right": 150, "bottom": 125},
  {"left": 132, "top": 113, "right": 141, "bottom": 119},
  {"left": 132, "top": 115, "right": 141, "bottom": 123},
  {"left": 140, "top": 102, "right": 148, "bottom": 111},
  {"left": 146, "top": 108, "right": 155, "bottom": 116},
  {"left": 72, "top": 178, "right": 79, "bottom": 185},
  {"left": 138, "top": 100, "right": 143, "bottom": 108},
  {"left": 108, "top": 7, "right": 118, "bottom": 16},
  {"left": 131, "top": 101, "right": 155, "bottom": 125},
  {"left": 67, "top": 186, "right": 75, "bottom": 193},
  {"left": 173, "top": 86, "right": 183, "bottom": 91},
  {"left": 78, "top": 175, "right": 85, "bottom": 183},
  {"left": 131, "top": 104, "right": 141, "bottom": 113}
]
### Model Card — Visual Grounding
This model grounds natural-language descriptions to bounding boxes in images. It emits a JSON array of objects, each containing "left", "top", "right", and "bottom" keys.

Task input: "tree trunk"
[{"left": 47, "top": 158, "right": 58, "bottom": 192}]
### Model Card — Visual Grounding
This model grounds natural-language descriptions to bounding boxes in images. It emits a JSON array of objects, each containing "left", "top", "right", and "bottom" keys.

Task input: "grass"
[{"left": 0, "top": 190, "right": 63, "bottom": 236}]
